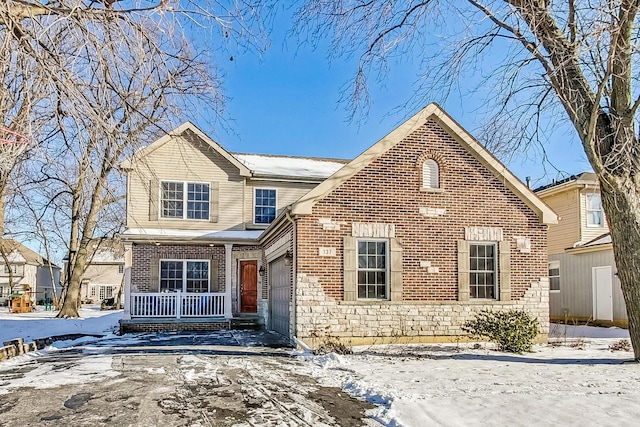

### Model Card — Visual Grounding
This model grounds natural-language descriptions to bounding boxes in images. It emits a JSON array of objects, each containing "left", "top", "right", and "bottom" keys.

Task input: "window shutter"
[
  {"left": 457, "top": 240, "right": 470, "bottom": 301},
  {"left": 499, "top": 241, "right": 511, "bottom": 301},
  {"left": 149, "top": 179, "right": 159, "bottom": 221},
  {"left": 210, "top": 258, "right": 219, "bottom": 292},
  {"left": 390, "top": 238, "right": 403, "bottom": 301},
  {"left": 210, "top": 181, "right": 219, "bottom": 223},
  {"left": 343, "top": 236, "right": 357, "bottom": 301},
  {"left": 150, "top": 258, "right": 159, "bottom": 292}
]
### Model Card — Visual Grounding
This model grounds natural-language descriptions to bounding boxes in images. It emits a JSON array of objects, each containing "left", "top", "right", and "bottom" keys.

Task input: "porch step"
[{"left": 230, "top": 317, "right": 263, "bottom": 331}]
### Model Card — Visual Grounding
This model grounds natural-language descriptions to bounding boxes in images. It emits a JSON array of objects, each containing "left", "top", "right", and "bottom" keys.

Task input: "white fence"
[{"left": 129, "top": 291, "right": 227, "bottom": 318}]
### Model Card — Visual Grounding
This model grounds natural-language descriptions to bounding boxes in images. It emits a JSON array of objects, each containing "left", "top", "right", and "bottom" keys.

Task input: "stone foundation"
[{"left": 296, "top": 274, "right": 549, "bottom": 347}]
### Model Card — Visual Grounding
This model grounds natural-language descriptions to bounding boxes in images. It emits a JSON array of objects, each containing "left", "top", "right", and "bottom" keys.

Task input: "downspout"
[{"left": 284, "top": 207, "right": 297, "bottom": 344}]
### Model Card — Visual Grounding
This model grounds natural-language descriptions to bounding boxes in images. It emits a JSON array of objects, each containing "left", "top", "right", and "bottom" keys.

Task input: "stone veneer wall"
[
  {"left": 293, "top": 118, "right": 550, "bottom": 345},
  {"left": 296, "top": 274, "right": 549, "bottom": 345}
]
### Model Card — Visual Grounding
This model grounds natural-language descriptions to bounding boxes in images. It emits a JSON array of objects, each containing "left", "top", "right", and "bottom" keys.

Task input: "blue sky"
[{"left": 195, "top": 9, "right": 591, "bottom": 190}]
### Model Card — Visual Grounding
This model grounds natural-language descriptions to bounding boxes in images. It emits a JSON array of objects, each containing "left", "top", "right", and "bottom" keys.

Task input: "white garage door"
[{"left": 269, "top": 256, "right": 291, "bottom": 337}]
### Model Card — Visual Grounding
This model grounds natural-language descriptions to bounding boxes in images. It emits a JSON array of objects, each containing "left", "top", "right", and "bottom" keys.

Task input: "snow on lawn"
[
  {"left": 0, "top": 305, "right": 121, "bottom": 344},
  {"left": 1, "top": 310, "right": 638, "bottom": 427},
  {"left": 301, "top": 325, "right": 639, "bottom": 427}
]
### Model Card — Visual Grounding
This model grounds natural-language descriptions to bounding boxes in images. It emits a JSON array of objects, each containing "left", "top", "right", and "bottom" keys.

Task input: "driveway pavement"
[{"left": 0, "top": 331, "right": 376, "bottom": 426}]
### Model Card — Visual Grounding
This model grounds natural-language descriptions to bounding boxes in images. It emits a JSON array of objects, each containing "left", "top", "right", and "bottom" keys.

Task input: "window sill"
[
  {"left": 419, "top": 187, "right": 444, "bottom": 193},
  {"left": 550, "top": 290, "right": 560, "bottom": 294}
]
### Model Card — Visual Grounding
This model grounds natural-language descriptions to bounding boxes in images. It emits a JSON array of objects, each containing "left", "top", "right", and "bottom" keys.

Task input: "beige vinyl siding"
[
  {"left": 540, "top": 189, "right": 581, "bottom": 254},
  {"left": 127, "top": 134, "right": 245, "bottom": 231},
  {"left": 82, "top": 264, "right": 123, "bottom": 286},
  {"left": 244, "top": 180, "right": 318, "bottom": 228},
  {"left": 549, "top": 249, "right": 625, "bottom": 323},
  {"left": 579, "top": 189, "right": 609, "bottom": 243}
]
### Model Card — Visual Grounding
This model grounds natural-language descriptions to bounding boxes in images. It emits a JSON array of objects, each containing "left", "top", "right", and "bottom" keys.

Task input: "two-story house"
[
  {"left": 535, "top": 173, "right": 626, "bottom": 326},
  {"left": 65, "top": 240, "right": 126, "bottom": 304},
  {"left": 120, "top": 104, "right": 557, "bottom": 346},
  {"left": 0, "top": 239, "right": 61, "bottom": 306}
]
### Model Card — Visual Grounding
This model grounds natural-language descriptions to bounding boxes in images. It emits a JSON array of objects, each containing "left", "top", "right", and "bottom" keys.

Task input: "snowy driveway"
[{"left": 0, "top": 331, "right": 375, "bottom": 426}]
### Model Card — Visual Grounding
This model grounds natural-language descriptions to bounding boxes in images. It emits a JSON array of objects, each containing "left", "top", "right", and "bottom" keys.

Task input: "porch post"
[
  {"left": 224, "top": 243, "right": 233, "bottom": 318},
  {"left": 176, "top": 289, "right": 181, "bottom": 319},
  {"left": 123, "top": 242, "right": 132, "bottom": 320}
]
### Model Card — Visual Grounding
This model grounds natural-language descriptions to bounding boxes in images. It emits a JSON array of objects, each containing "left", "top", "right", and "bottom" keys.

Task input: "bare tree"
[
  {"left": 1, "top": 1, "right": 271, "bottom": 317},
  {"left": 294, "top": 0, "right": 640, "bottom": 359}
]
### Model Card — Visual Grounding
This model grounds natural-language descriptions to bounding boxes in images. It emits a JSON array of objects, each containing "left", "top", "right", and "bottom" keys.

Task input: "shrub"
[
  {"left": 609, "top": 339, "right": 632, "bottom": 352},
  {"left": 463, "top": 309, "right": 540, "bottom": 353}
]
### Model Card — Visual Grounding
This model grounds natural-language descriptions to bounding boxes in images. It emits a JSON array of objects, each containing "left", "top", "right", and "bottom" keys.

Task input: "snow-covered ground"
[
  {"left": 0, "top": 305, "right": 121, "bottom": 344},
  {"left": 0, "top": 308, "right": 637, "bottom": 426}
]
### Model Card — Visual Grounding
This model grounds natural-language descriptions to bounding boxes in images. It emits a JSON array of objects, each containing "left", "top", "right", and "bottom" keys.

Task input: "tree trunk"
[
  {"left": 56, "top": 246, "right": 88, "bottom": 318},
  {"left": 599, "top": 177, "right": 640, "bottom": 361}
]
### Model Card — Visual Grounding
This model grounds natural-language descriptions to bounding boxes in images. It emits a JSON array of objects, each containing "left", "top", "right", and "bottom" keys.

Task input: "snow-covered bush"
[{"left": 463, "top": 309, "right": 540, "bottom": 353}]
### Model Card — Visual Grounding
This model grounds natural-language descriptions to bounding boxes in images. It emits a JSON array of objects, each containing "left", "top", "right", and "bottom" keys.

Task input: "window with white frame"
[
  {"left": 549, "top": 261, "right": 560, "bottom": 292},
  {"left": 586, "top": 193, "right": 604, "bottom": 227},
  {"left": 118, "top": 264, "right": 124, "bottom": 274},
  {"left": 160, "top": 260, "right": 209, "bottom": 293},
  {"left": 422, "top": 159, "right": 440, "bottom": 189},
  {"left": 254, "top": 188, "right": 277, "bottom": 224},
  {"left": 99, "top": 285, "right": 114, "bottom": 300},
  {"left": 357, "top": 240, "right": 388, "bottom": 299},
  {"left": 469, "top": 243, "right": 497, "bottom": 299},
  {"left": 161, "top": 181, "right": 210, "bottom": 220},
  {"left": 3, "top": 264, "right": 17, "bottom": 274}
]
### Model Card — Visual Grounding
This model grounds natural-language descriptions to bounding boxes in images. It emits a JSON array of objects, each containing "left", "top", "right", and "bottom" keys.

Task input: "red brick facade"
[
  {"left": 130, "top": 243, "right": 260, "bottom": 293},
  {"left": 296, "top": 119, "right": 547, "bottom": 303}
]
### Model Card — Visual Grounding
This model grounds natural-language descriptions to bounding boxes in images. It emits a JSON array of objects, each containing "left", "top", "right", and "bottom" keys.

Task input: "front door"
[
  {"left": 240, "top": 260, "right": 258, "bottom": 313},
  {"left": 593, "top": 266, "right": 613, "bottom": 321}
]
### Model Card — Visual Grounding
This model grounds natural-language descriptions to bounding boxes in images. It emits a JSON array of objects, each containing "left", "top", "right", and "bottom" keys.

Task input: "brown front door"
[{"left": 240, "top": 260, "right": 258, "bottom": 313}]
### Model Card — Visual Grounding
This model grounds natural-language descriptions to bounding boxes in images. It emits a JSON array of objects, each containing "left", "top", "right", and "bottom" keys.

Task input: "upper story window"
[
  {"left": 161, "top": 181, "right": 210, "bottom": 220},
  {"left": 469, "top": 242, "right": 497, "bottom": 299},
  {"left": 254, "top": 188, "right": 277, "bottom": 224},
  {"left": 422, "top": 159, "right": 440, "bottom": 189},
  {"left": 3, "top": 264, "right": 16, "bottom": 274},
  {"left": 357, "top": 240, "right": 388, "bottom": 300},
  {"left": 118, "top": 264, "right": 124, "bottom": 274},
  {"left": 586, "top": 193, "right": 604, "bottom": 227}
]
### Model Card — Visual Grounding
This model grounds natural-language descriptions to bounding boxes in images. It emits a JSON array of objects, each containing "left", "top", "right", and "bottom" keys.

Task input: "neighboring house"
[
  {"left": 121, "top": 103, "right": 557, "bottom": 345},
  {"left": 70, "top": 240, "right": 125, "bottom": 303},
  {"left": 535, "top": 173, "right": 626, "bottom": 326},
  {"left": 0, "top": 239, "right": 61, "bottom": 306}
]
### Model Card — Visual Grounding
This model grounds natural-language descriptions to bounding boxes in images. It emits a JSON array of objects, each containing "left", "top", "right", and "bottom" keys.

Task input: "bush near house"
[{"left": 463, "top": 309, "right": 540, "bottom": 353}]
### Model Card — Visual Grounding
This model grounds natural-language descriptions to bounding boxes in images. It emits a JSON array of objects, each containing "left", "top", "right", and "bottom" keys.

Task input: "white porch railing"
[{"left": 129, "top": 291, "right": 227, "bottom": 318}]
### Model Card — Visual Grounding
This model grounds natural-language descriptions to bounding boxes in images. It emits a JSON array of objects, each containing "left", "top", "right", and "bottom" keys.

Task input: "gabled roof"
[
  {"left": 566, "top": 232, "right": 612, "bottom": 254},
  {"left": 120, "top": 122, "right": 251, "bottom": 176},
  {"left": 0, "top": 239, "right": 60, "bottom": 268},
  {"left": 290, "top": 103, "right": 557, "bottom": 224},
  {"left": 534, "top": 172, "right": 598, "bottom": 196}
]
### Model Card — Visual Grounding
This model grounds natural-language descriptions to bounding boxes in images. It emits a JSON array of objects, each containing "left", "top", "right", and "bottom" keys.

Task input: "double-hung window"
[
  {"left": 254, "top": 188, "right": 277, "bottom": 224},
  {"left": 357, "top": 240, "right": 388, "bottom": 299},
  {"left": 586, "top": 193, "right": 604, "bottom": 227},
  {"left": 469, "top": 243, "right": 497, "bottom": 299},
  {"left": 161, "top": 181, "right": 210, "bottom": 220},
  {"left": 549, "top": 261, "right": 560, "bottom": 292},
  {"left": 160, "top": 260, "right": 210, "bottom": 293}
]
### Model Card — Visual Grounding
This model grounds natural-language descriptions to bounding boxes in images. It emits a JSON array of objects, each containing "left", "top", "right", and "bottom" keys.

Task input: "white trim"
[
  {"left": 468, "top": 241, "right": 498, "bottom": 300},
  {"left": 585, "top": 192, "right": 605, "bottom": 228},
  {"left": 159, "top": 259, "right": 211, "bottom": 293},
  {"left": 253, "top": 187, "right": 278, "bottom": 225},
  {"left": 355, "top": 238, "right": 390, "bottom": 301},
  {"left": 592, "top": 265, "right": 613, "bottom": 321},
  {"left": 159, "top": 180, "right": 211, "bottom": 221},
  {"left": 548, "top": 260, "right": 560, "bottom": 293}
]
